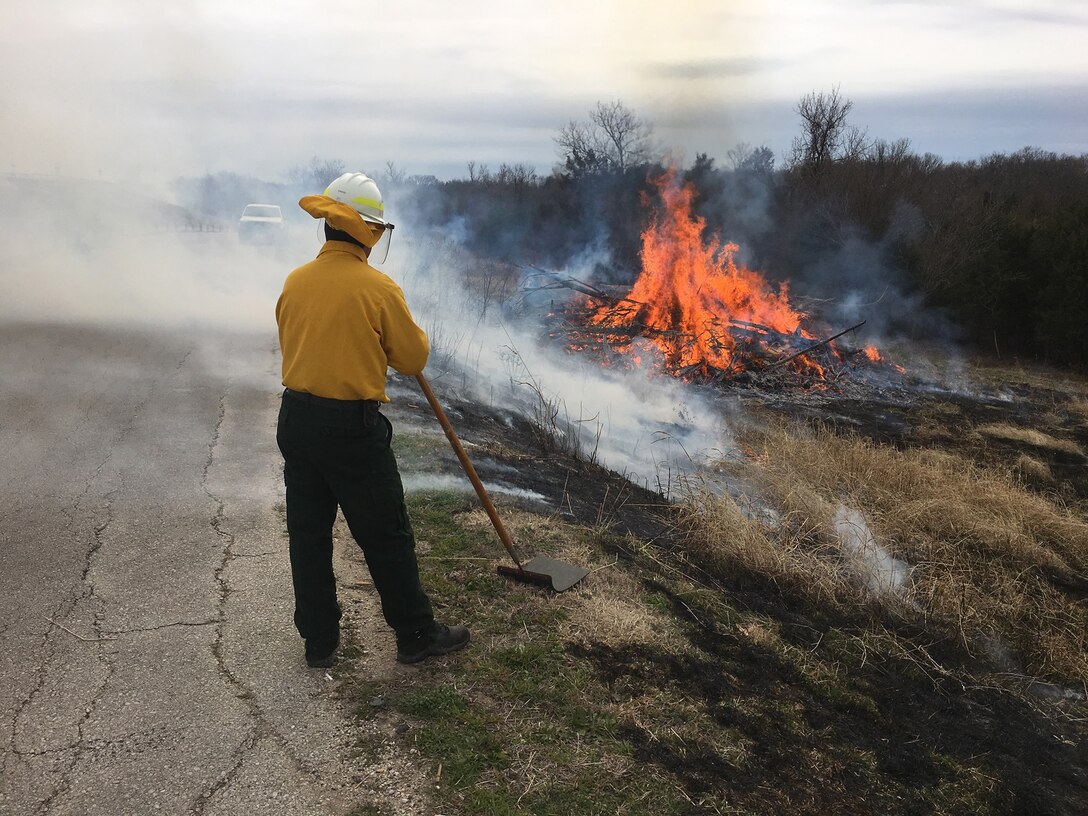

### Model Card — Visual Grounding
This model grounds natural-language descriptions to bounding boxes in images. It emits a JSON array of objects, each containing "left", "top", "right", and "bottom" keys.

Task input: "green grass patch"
[
  {"left": 408, "top": 491, "right": 482, "bottom": 554},
  {"left": 413, "top": 716, "right": 509, "bottom": 786},
  {"left": 392, "top": 430, "right": 449, "bottom": 457}
]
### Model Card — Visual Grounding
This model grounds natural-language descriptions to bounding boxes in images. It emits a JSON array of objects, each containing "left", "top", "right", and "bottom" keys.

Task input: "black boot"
[
  {"left": 305, "top": 631, "right": 340, "bottom": 668},
  {"left": 396, "top": 622, "right": 470, "bottom": 664}
]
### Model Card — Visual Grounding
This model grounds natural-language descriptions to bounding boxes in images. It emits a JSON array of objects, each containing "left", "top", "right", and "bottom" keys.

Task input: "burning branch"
[
  {"left": 762, "top": 321, "right": 867, "bottom": 372},
  {"left": 520, "top": 266, "right": 643, "bottom": 309}
]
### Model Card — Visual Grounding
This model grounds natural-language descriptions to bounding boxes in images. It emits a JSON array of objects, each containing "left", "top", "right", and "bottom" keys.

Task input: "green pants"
[{"left": 276, "top": 392, "right": 434, "bottom": 642}]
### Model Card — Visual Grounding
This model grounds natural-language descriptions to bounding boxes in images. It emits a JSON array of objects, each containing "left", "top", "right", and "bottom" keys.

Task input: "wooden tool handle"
[{"left": 415, "top": 374, "right": 523, "bottom": 568}]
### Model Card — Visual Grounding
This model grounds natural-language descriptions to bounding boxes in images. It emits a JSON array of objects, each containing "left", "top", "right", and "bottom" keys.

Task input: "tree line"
[{"left": 174, "top": 95, "right": 1088, "bottom": 367}]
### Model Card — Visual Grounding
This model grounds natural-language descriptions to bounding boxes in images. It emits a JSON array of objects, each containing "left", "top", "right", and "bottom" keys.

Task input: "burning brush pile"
[{"left": 538, "top": 173, "right": 901, "bottom": 388}]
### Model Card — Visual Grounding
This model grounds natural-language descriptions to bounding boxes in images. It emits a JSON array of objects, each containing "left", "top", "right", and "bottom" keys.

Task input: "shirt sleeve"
[{"left": 380, "top": 285, "right": 430, "bottom": 375}]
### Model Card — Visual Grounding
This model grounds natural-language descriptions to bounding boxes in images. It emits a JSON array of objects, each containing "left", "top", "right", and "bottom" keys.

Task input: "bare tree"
[
  {"left": 382, "top": 161, "right": 407, "bottom": 186},
  {"left": 787, "top": 87, "right": 869, "bottom": 173},
  {"left": 465, "top": 162, "right": 492, "bottom": 183},
  {"left": 727, "top": 141, "right": 753, "bottom": 171},
  {"left": 555, "top": 100, "right": 653, "bottom": 175},
  {"left": 555, "top": 119, "right": 604, "bottom": 175},
  {"left": 870, "top": 137, "right": 913, "bottom": 166},
  {"left": 288, "top": 156, "right": 346, "bottom": 190},
  {"left": 496, "top": 163, "right": 537, "bottom": 189},
  {"left": 593, "top": 100, "right": 653, "bottom": 170},
  {"left": 841, "top": 124, "right": 872, "bottom": 162}
]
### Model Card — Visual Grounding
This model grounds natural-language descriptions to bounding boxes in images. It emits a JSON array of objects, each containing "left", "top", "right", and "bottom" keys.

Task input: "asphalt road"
[{"left": 0, "top": 324, "right": 425, "bottom": 815}]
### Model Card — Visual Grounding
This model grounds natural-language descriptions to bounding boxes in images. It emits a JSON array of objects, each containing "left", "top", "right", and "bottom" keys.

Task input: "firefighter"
[{"left": 275, "top": 172, "right": 470, "bottom": 668}]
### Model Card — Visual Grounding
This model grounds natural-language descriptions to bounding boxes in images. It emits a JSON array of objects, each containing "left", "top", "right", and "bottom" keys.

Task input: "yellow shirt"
[{"left": 276, "top": 241, "right": 429, "bottom": 402}]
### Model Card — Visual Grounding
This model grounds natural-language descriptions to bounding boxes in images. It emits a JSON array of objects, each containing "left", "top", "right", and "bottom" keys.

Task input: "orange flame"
[
  {"left": 587, "top": 172, "right": 823, "bottom": 377},
  {"left": 864, "top": 345, "right": 882, "bottom": 363}
]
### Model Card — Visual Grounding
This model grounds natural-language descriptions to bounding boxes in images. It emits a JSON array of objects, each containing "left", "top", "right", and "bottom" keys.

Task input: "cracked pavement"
[{"left": 0, "top": 324, "right": 431, "bottom": 816}]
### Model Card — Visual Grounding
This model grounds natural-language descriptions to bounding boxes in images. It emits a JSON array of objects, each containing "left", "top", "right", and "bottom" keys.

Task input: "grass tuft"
[{"left": 977, "top": 423, "right": 1085, "bottom": 456}]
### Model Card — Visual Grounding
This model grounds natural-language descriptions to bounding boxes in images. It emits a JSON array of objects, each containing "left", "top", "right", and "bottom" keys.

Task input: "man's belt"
[{"left": 283, "top": 388, "right": 381, "bottom": 413}]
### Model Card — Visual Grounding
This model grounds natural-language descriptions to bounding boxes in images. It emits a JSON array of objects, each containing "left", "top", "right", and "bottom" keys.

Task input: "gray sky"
[{"left": 2, "top": 0, "right": 1086, "bottom": 185}]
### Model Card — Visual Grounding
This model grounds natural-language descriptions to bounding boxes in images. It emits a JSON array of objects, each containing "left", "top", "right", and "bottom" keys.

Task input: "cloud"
[
  {"left": 856, "top": 82, "right": 1088, "bottom": 158},
  {"left": 646, "top": 57, "right": 793, "bottom": 81},
  {"left": 2, "top": 0, "right": 1086, "bottom": 185},
  {"left": 872, "top": 0, "right": 1088, "bottom": 28}
]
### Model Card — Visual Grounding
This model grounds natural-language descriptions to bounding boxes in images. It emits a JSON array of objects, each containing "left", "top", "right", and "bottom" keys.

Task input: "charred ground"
[
  {"left": 346, "top": 364, "right": 1088, "bottom": 815},
  {"left": 754, "top": 362, "right": 1088, "bottom": 508}
]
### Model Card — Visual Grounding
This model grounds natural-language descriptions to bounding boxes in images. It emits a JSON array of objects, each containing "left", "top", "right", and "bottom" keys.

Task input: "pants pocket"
[{"left": 319, "top": 414, "right": 372, "bottom": 439}]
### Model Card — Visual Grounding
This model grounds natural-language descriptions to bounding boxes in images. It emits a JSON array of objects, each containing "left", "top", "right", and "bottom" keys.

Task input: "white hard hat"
[{"left": 323, "top": 172, "right": 387, "bottom": 226}]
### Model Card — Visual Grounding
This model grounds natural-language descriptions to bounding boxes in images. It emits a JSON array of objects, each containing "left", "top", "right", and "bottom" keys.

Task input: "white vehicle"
[{"left": 238, "top": 203, "right": 284, "bottom": 244}]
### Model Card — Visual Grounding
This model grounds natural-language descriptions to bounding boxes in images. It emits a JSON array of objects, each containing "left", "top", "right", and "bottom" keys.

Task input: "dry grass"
[
  {"left": 459, "top": 507, "right": 681, "bottom": 647},
  {"left": 682, "top": 485, "right": 870, "bottom": 613},
  {"left": 685, "top": 424, "right": 1088, "bottom": 685},
  {"left": 977, "top": 423, "right": 1085, "bottom": 456},
  {"left": 1069, "top": 398, "right": 1088, "bottom": 422},
  {"left": 1014, "top": 453, "right": 1056, "bottom": 485},
  {"left": 563, "top": 569, "right": 680, "bottom": 646}
]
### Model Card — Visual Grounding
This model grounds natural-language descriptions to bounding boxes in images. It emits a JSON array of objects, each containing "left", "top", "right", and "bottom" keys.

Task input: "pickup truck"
[{"left": 238, "top": 203, "right": 284, "bottom": 244}]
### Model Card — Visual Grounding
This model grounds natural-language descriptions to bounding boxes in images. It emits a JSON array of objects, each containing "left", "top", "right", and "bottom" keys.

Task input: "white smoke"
[
  {"left": 832, "top": 504, "right": 911, "bottom": 595},
  {"left": 0, "top": 163, "right": 747, "bottom": 500},
  {"left": 0, "top": 174, "right": 313, "bottom": 332},
  {"left": 0, "top": 173, "right": 736, "bottom": 501},
  {"left": 383, "top": 229, "right": 736, "bottom": 494},
  {"left": 400, "top": 472, "right": 549, "bottom": 504}
]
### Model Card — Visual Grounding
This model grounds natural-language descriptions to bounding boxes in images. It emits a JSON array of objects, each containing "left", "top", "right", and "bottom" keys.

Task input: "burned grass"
[
  {"left": 594, "top": 533, "right": 1088, "bottom": 815},
  {"left": 337, "top": 369, "right": 1088, "bottom": 814},
  {"left": 760, "top": 359, "right": 1088, "bottom": 510}
]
